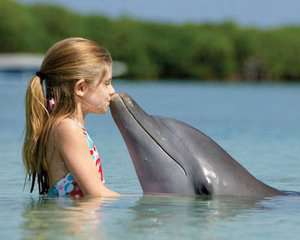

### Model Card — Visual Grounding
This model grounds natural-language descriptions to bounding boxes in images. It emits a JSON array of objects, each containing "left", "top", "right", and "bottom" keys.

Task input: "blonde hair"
[{"left": 23, "top": 37, "right": 112, "bottom": 194}]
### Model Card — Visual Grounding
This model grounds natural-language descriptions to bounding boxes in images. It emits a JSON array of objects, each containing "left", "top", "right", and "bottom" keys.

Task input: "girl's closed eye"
[{"left": 105, "top": 79, "right": 112, "bottom": 86}]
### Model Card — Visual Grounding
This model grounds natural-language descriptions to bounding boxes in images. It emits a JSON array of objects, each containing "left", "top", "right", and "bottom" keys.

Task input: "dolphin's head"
[
  {"left": 110, "top": 94, "right": 282, "bottom": 198},
  {"left": 110, "top": 93, "right": 205, "bottom": 195}
]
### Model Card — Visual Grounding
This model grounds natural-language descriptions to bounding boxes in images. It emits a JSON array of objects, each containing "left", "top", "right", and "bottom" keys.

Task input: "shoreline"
[{"left": 0, "top": 54, "right": 127, "bottom": 77}]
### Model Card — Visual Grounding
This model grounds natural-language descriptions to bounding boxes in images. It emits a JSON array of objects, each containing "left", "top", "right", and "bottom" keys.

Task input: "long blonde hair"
[{"left": 23, "top": 37, "right": 112, "bottom": 194}]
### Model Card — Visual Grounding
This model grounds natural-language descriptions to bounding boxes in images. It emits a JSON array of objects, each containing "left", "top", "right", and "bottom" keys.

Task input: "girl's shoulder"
[{"left": 52, "top": 118, "right": 86, "bottom": 143}]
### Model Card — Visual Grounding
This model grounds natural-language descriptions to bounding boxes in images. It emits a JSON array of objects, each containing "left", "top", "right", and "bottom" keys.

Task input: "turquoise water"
[{"left": 1, "top": 72, "right": 300, "bottom": 239}]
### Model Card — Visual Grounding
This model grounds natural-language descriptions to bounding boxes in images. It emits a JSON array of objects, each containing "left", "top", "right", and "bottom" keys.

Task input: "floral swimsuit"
[{"left": 48, "top": 128, "right": 105, "bottom": 198}]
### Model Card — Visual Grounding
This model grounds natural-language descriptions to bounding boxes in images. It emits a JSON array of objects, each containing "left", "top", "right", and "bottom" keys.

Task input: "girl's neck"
[
  {"left": 71, "top": 115, "right": 85, "bottom": 129},
  {"left": 72, "top": 103, "right": 86, "bottom": 128}
]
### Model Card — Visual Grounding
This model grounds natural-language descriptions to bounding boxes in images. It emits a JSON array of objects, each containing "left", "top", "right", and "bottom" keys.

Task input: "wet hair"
[{"left": 22, "top": 37, "right": 112, "bottom": 194}]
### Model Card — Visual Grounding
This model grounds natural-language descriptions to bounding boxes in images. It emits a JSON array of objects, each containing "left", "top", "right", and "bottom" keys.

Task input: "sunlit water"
[{"left": 1, "top": 72, "right": 300, "bottom": 239}]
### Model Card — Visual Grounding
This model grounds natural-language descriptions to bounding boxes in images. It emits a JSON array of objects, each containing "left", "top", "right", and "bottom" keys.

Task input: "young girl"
[{"left": 23, "top": 37, "right": 119, "bottom": 198}]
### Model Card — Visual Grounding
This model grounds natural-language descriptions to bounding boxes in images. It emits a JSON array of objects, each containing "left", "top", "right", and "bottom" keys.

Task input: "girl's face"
[{"left": 79, "top": 65, "right": 115, "bottom": 114}]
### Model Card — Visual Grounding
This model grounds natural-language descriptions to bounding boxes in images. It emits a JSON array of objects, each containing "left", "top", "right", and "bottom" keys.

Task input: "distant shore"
[
  {"left": 1, "top": 0, "right": 300, "bottom": 82},
  {"left": 0, "top": 53, "right": 127, "bottom": 77}
]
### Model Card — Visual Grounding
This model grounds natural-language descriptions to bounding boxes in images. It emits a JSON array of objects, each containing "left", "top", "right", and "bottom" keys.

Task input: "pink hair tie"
[{"left": 47, "top": 98, "right": 55, "bottom": 112}]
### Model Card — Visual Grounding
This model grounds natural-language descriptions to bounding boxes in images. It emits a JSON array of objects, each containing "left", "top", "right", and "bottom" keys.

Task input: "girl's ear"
[{"left": 74, "top": 79, "right": 88, "bottom": 97}]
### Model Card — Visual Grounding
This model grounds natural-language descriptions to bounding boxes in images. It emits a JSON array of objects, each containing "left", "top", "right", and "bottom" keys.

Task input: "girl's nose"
[{"left": 110, "top": 85, "right": 116, "bottom": 95}]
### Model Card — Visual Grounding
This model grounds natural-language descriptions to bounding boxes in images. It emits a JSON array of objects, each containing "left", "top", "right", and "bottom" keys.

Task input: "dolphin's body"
[{"left": 110, "top": 93, "right": 283, "bottom": 197}]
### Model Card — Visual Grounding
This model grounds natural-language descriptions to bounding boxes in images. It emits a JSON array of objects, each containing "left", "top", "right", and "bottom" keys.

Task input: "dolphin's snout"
[
  {"left": 110, "top": 93, "right": 131, "bottom": 104},
  {"left": 110, "top": 93, "right": 122, "bottom": 103},
  {"left": 118, "top": 93, "right": 132, "bottom": 105},
  {"left": 110, "top": 93, "right": 136, "bottom": 111},
  {"left": 110, "top": 92, "right": 139, "bottom": 124},
  {"left": 110, "top": 93, "right": 128, "bottom": 111},
  {"left": 122, "top": 96, "right": 134, "bottom": 108}
]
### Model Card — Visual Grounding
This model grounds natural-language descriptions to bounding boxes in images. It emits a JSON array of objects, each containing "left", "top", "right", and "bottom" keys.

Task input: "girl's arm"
[{"left": 54, "top": 118, "right": 119, "bottom": 197}]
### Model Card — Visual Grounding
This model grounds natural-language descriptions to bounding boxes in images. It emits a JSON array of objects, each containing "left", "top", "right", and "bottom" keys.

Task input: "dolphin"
[{"left": 110, "top": 93, "right": 284, "bottom": 198}]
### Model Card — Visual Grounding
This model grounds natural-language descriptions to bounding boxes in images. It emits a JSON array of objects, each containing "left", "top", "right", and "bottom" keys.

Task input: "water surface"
[{"left": 1, "top": 73, "right": 300, "bottom": 239}]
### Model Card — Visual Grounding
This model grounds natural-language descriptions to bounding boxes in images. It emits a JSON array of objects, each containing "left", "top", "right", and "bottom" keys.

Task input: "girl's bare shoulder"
[{"left": 52, "top": 118, "right": 85, "bottom": 142}]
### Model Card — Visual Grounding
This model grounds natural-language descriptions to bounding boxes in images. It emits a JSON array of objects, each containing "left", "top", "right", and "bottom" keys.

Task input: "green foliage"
[
  {"left": 28, "top": 4, "right": 87, "bottom": 48},
  {"left": 108, "top": 18, "right": 160, "bottom": 79},
  {"left": 179, "top": 30, "right": 237, "bottom": 80},
  {"left": 256, "top": 29, "right": 300, "bottom": 81},
  {"left": 0, "top": 0, "right": 44, "bottom": 52},
  {"left": 1, "top": 0, "right": 300, "bottom": 81}
]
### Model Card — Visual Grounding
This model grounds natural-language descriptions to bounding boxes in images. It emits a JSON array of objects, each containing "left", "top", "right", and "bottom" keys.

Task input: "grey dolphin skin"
[{"left": 110, "top": 93, "right": 284, "bottom": 198}]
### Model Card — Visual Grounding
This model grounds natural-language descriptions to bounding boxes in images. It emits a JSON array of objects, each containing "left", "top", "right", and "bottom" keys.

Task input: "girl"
[{"left": 23, "top": 37, "right": 119, "bottom": 198}]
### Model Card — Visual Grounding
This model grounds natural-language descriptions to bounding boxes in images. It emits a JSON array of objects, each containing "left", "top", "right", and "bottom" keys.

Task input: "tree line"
[{"left": 1, "top": 0, "right": 300, "bottom": 81}]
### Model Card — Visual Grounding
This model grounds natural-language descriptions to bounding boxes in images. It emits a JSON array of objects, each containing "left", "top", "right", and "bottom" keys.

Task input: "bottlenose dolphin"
[{"left": 110, "top": 93, "right": 284, "bottom": 198}]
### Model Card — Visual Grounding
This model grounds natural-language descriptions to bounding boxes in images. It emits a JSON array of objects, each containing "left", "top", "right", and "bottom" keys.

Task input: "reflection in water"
[
  {"left": 21, "top": 196, "right": 116, "bottom": 240},
  {"left": 21, "top": 194, "right": 272, "bottom": 240},
  {"left": 125, "top": 195, "right": 264, "bottom": 239}
]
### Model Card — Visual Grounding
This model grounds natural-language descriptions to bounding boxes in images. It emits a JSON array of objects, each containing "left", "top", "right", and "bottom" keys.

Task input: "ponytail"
[{"left": 22, "top": 75, "right": 49, "bottom": 194}]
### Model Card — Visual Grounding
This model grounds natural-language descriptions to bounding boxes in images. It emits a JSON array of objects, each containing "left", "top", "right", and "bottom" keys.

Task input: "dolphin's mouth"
[{"left": 117, "top": 94, "right": 187, "bottom": 176}]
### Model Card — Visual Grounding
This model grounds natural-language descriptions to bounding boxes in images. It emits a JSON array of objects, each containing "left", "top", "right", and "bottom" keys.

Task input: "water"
[{"left": 1, "top": 72, "right": 300, "bottom": 239}]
